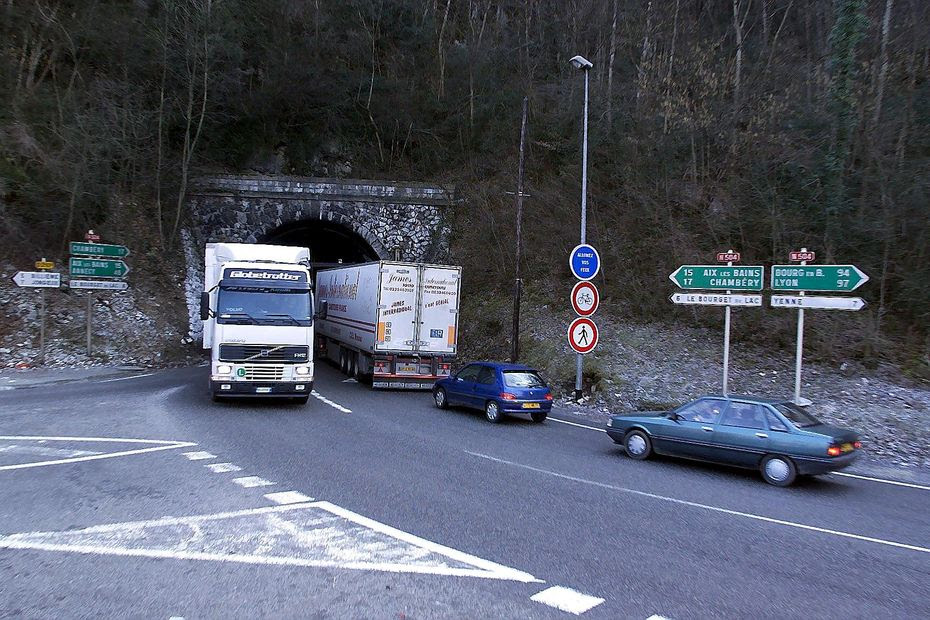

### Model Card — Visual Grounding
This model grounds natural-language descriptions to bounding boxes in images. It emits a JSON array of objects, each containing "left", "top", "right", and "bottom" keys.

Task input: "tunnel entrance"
[{"left": 260, "top": 219, "right": 381, "bottom": 271}]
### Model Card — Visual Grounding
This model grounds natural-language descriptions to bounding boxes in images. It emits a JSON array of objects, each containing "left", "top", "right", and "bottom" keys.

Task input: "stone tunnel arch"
[{"left": 259, "top": 218, "right": 382, "bottom": 269}]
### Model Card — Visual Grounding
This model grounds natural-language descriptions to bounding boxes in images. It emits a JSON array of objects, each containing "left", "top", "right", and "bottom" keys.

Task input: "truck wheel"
[
  {"left": 339, "top": 349, "right": 348, "bottom": 374},
  {"left": 293, "top": 395, "right": 310, "bottom": 405},
  {"left": 211, "top": 392, "right": 221, "bottom": 403}
]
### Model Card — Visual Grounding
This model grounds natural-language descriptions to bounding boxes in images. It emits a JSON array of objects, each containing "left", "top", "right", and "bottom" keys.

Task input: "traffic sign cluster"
[{"left": 568, "top": 244, "right": 600, "bottom": 354}]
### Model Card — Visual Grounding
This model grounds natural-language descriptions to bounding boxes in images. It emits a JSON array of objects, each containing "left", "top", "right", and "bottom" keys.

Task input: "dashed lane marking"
[
  {"left": 466, "top": 451, "right": 930, "bottom": 555},
  {"left": 530, "top": 586, "right": 605, "bottom": 615},
  {"left": 0, "top": 436, "right": 195, "bottom": 473},
  {"left": 265, "top": 491, "right": 314, "bottom": 505},
  {"left": 182, "top": 451, "right": 216, "bottom": 461},
  {"left": 206, "top": 462, "right": 242, "bottom": 473},
  {"left": 232, "top": 476, "right": 275, "bottom": 488},
  {"left": 311, "top": 390, "right": 352, "bottom": 414},
  {"left": 98, "top": 373, "right": 155, "bottom": 383},
  {"left": 0, "top": 501, "right": 540, "bottom": 582},
  {"left": 646, "top": 615, "right": 673, "bottom": 620},
  {"left": 548, "top": 417, "right": 607, "bottom": 432}
]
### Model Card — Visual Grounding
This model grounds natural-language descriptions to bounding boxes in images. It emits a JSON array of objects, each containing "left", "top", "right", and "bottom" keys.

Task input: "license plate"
[
  {"left": 841, "top": 442, "right": 854, "bottom": 453},
  {"left": 522, "top": 403, "right": 541, "bottom": 409},
  {"left": 397, "top": 364, "right": 417, "bottom": 374},
  {"left": 255, "top": 387, "right": 272, "bottom": 394}
]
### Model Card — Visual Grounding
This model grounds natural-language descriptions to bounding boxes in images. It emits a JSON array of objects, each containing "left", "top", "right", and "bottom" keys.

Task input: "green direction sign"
[
  {"left": 770, "top": 265, "right": 868, "bottom": 292},
  {"left": 70, "top": 242, "right": 130, "bottom": 258},
  {"left": 69, "top": 257, "right": 130, "bottom": 278},
  {"left": 669, "top": 265, "right": 764, "bottom": 291}
]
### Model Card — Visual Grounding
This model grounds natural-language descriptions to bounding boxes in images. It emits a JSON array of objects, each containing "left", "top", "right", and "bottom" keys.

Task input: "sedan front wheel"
[
  {"left": 433, "top": 388, "right": 448, "bottom": 409},
  {"left": 624, "top": 430, "right": 652, "bottom": 460}
]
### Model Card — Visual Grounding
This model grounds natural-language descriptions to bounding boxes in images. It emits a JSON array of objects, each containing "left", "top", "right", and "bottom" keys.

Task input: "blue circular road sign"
[{"left": 569, "top": 244, "right": 601, "bottom": 281}]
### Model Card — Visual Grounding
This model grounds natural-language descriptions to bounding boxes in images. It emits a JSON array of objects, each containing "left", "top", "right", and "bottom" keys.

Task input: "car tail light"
[
  {"left": 854, "top": 441, "right": 861, "bottom": 449},
  {"left": 545, "top": 393, "right": 554, "bottom": 401},
  {"left": 500, "top": 392, "right": 517, "bottom": 400},
  {"left": 827, "top": 445, "right": 841, "bottom": 457}
]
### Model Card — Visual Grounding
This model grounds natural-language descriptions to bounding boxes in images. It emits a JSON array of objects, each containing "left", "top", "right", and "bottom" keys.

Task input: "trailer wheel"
[{"left": 339, "top": 349, "right": 348, "bottom": 374}]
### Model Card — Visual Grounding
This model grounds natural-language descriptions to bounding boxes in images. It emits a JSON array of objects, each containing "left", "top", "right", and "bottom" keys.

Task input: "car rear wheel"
[
  {"left": 624, "top": 430, "right": 652, "bottom": 460},
  {"left": 434, "top": 388, "right": 448, "bottom": 409},
  {"left": 531, "top": 411, "right": 547, "bottom": 423},
  {"left": 760, "top": 455, "right": 797, "bottom": 487},
  {"left": 485, "top": 400, "right": 502, "bottom": 423}
]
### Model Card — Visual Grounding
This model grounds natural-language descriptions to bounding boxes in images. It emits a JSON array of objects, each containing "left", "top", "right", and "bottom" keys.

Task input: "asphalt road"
[{"left": 1, "top": 363, "right": 928, "bottom": 619}]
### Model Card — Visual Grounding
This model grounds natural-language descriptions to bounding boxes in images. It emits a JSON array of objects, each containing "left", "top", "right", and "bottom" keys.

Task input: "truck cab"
[{"left": 201, "top": 243, "right": 315, "bottom": 402}]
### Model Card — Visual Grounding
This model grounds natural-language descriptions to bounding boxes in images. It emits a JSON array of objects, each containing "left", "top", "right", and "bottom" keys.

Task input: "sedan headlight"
[
  {"left": 295, "top": 366, "right": 310, "bottom": 376},
  {"left": 216, "top": 365, "right": 232, "bottom": 374}
]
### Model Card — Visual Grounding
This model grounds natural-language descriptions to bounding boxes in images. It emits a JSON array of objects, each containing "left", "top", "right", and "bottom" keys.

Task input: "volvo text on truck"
[
  {"left": 315, "top": 261, "right": 461, "bottom": 389},
  {"left": 200, "top": 243, "right": 315, "bottom": 402}
]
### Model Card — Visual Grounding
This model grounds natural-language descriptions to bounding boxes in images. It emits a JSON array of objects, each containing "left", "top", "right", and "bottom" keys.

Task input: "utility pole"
[{"left": 511, "top": 96, "right": 529, "bottom": 363}]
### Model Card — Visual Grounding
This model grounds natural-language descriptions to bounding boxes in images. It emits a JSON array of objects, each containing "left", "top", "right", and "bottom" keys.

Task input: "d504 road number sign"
[
  {"left": 671, "top": 292, "right": 762, "bottom": 307},
  {"left": 770, "top": 265, "right": 868, "bottom": 292},
  {"left": 669, "top": 265, "right": 764, "bottom": 291}
]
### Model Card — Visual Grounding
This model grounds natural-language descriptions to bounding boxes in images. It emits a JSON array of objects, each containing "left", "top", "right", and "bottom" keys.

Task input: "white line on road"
[
  {"left": 264, "top": 491, "right": 314, "bottom": 505},
  {"left": 530, "top": 586, "right": 605, "bottom": 615},
  {"left": 548, "top": 418, "right": 930, "bottom": 492},
  {"left": 0, "top": 445, "right": 102, "bottom": 458},
  {"left": 98, "top": 373, "right": 155, "bottom": 383},
  {"left": 0, "top": 437, "right": 196, "bottom": 473},
  {"left": 646, "top": 615, "right": 672, "bottom": 620},
  {"left": 205, "top": 462, "right": 242, "bottom": 473},
  {"left": 311, "top": 390, "right": 352, "bottom": 413},
  {"left": 182, "top": 451, "right": 216, "bottom": 461},
  {"left": 466, "top": 451, "right": 930, "bottom": 555},
  {"left": 232, "top": 476, "right": 275, "bottom": 488}
]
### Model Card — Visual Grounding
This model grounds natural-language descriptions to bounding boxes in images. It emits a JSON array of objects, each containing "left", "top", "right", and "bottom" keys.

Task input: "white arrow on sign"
[
  {"left": 770, "top": 295, "right": 866, "bottom": 311},
  {"left": 670, "top": 292, "right": 762, "bottom": 307},
  {"left": 69, "top": 279, "right": 129, "bottom": 291},
  {"left": 12, "top": 271, "right": 61, "bottom": 288}
]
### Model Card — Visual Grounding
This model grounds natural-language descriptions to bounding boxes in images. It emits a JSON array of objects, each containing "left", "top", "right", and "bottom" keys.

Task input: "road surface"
[{"left": 1, "top": 364, "right": 928, "bottom": 618}]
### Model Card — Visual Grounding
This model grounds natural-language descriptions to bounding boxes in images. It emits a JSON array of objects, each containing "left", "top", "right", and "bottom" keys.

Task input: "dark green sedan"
[{"left": 606, "top": 395, "right": 861, "bottom": 486}]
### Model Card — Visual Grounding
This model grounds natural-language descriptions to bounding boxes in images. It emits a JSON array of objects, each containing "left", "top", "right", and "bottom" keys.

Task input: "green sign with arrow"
[
  {"left": 668, "top": 265, "right": 764, "bottom": 291},
  {"left": 69, "top": 258, "right": 130, "bottom": 278},
  {"left": 70, "top": 242, "right": 130, "bottom": 258},
  {"left": 770, "top": 265, "right": 868, "bottom": 292}
]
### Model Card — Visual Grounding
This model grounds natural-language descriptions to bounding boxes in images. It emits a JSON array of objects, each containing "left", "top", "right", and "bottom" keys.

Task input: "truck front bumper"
[{"left": 211, "top": 380, "right": 314, "bottom": 397}]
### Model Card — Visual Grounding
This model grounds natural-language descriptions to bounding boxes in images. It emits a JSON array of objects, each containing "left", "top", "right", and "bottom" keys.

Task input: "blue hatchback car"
[{"left": 433, "top": 362, "right": 553, "bottom": 423}]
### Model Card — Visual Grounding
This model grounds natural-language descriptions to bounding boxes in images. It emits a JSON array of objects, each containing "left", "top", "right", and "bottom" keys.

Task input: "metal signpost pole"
[
  {"left": 575, "top": 64, "right": 590, "bottom": 400},
  {"left": 722, "top": 251, "right": 734, "bottom": 396},
  {"left": 511, "top": 96, "right": 528, "bottom": 363},
  {"left": 794, "top": 249, "right": 808, "bottom": 404},
  {"left": 39, "top": 288, "right": 46, "bottom": 364},
  {"left": 86, "top": 294, "right": 92, "bottom": 356}
]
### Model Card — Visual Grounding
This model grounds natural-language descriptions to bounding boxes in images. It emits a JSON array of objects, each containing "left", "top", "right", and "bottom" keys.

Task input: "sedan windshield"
[
  {"left": 774, "top": 402, "right": 821, "bottom": 428},
  {"left": 217, "top": 287, "right": 312, "bottom": 326},
  {"left": 503, "top": 371, "right": 546, "bottom": 388}
]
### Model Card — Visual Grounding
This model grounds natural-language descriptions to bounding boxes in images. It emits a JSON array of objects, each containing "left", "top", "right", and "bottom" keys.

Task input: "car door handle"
[
  {"left": 702, "top": 426, "right": 714, "bottom": 432},
  {"left": 755, "top": 432, "right": 768, "bottom": 439}
]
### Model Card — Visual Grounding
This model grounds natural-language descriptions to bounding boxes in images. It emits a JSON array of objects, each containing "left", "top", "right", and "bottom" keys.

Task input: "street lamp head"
[{"left": 569, "top": 55, "right": 593, "bottom": 70}]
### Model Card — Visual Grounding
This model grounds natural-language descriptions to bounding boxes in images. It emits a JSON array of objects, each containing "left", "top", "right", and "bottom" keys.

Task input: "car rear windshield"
[
  {"left": 503, "top": 371, "right": 546, "bottom": 388},
  {"left": 774, "top": 403, "right": 821, "bottom": 428}
]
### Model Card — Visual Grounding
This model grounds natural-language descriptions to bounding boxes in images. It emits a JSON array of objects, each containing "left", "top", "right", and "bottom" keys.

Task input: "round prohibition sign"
[
  {"left": 571, "top": 281, "right": 599, "bottom": 316},
  {"left": 568, "top": 317, "right": 599, "bottom": 354}
]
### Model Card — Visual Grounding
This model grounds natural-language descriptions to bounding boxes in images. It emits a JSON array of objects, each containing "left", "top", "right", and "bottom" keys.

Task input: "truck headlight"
[
  {"left": 217, "top": 365, "right": 232, "bottom": 374},
  {"left": 295, "top": 366, "right": 310, "bottom": 376}
]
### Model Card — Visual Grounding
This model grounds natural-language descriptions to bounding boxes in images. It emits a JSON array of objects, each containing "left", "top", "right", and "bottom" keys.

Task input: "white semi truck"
[
  {"left": 315, "top": 261, "right": 462, "bottom": 389},
  {"left": 201, "top": 243, "right": 315, "bottom": 402}
]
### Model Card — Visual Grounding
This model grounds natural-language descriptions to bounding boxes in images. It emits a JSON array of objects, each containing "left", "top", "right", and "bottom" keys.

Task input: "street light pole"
[
  {"left": 511, "top": 96, "right": 529, "bottom": 363},
  {"left": 570, "top": 54, "right": 592, "bottom": 401}
]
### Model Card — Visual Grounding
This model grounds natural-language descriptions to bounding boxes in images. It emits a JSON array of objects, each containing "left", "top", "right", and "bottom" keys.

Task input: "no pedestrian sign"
[
  {"left": 568, "top": 317, "right": 598, "bottom": 354},
  {"left": 569, "top": 244, "right": 600, "bottom": 281},
  {"left": 571, "top": 281, "right": 599, "bottom": 316}
]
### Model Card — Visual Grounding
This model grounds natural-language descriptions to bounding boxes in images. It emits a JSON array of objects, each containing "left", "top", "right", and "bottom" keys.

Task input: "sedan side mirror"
[
  {"left": 668, "top": 411, "right": 680, "bottom": 422},
  {"left": 200, "top": 292, "right": 211, "bottom": 321}
]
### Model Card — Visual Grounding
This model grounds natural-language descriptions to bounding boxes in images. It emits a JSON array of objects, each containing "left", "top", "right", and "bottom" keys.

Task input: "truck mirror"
[
  {"left": 200, "top": 292, "right": 210, "bottom": 321},
  {"left": 317, "top": 300, "right": 328, "bottom": 320}
]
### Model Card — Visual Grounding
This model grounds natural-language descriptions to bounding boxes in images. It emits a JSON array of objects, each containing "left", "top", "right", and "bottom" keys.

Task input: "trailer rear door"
[
  {"left": 375, "top": 263, "right": 418, "bottom": 352},
  {"left": 416, "top": 266, "right": 461, "bottom": 354}
]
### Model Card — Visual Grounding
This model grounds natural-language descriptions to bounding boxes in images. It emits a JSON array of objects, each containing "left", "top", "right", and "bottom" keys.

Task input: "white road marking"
[
  {"left": 0, "top": 444, "right": 102, "bottom": 458},
  {"left": 0, "top": 501, "right": 539, "bottom": 582},
  {"left": 264, "top": 491, "right": 314, "bottom": 505},
  {"left": 98, "top": 373, "right": 155, "bottom": 383},
  {"left": 830, "top": 471, "right": 930, "bottom": 491},
  {"left": 342, "top": 378, "right": 358, "bottom": 384},
  {"left": 466, "top": 451, "right": 930, "bottom": 555},
  {"left": 206, "top": 462, "right": 242, "bottom": 473},
  {"left": 550, "top": 418, "right": 930, "bottom": 492},
  {"left": 182, "top": 451, "right": 216, "bottom": 461},
  {"left": 310, "top": 390, "right": 352, "bottom": 413},
  {"left": 0, "top": 436, "right": 196, "bottom": 473},
  {"left": 646, "top": 615, "right": 672, "bottom": 620},
  {"left": 530, "top": 586, "right": 605, "bottom": 615},
  {"left": 549, "top": 417, "right": 607, "bottom": 432},
  {"left": 232, "top": 476, "right": 275, "bottom": 488}
]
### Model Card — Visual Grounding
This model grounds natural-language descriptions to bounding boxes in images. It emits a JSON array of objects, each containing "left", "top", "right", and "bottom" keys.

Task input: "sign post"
[
  {"left": 569, "top": 244, "right": 601, "bottom": 399},
  {"left": 70, "top": 231, "right": 131, "bottom": 357},
  {"left": 12, "top": 266, "right": 60, "bottom": 364}
]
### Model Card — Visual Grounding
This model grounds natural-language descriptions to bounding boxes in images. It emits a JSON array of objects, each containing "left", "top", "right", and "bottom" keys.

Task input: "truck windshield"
[{"left": 216, "top": 287, "right": 313, "bottom": 326}]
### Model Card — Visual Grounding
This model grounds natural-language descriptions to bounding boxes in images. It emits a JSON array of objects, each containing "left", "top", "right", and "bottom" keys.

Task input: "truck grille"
[
  {"left": 219, "top": 344, "right": 309, "bottom": 363},
  {"left": 241, "top": 365, "right": 285, "bottom": 381}
]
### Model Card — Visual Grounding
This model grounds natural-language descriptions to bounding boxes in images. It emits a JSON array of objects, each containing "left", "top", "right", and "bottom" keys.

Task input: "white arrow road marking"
[
  {"left": 530, "top": 586, "right": 605, "bottom": 615},
  {"left": 0, "top": 502, "right": 539, "bottom": 582},
  {"left": 0, "top": 436, "right": 196, "bottom": 472},
  {"left": 466, "top": 451, "right": 930, "bottom": 555}
]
